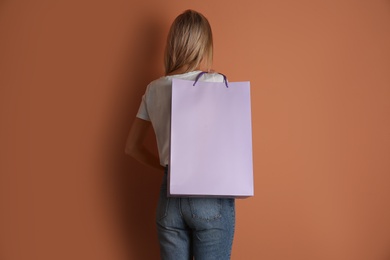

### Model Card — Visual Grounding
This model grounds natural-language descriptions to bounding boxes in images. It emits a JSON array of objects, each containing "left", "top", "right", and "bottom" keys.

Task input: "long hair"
[{"left": 164, "top": 10, "right": 213, "bottom": 75}]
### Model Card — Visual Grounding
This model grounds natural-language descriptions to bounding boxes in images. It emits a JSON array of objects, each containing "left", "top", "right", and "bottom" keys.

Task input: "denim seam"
[
  {"left": 178, "top": 198, "right": 184, "bottom": 218},
  {"left": 228, "top": 200, "right": 236, "bottom": 259},
  {"left": 157, "top": 196, "right": 170, "bottom": 221}
]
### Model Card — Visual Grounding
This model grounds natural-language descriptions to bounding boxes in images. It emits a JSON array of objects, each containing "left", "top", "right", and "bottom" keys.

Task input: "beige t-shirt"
[{"left": 136, "top": 71, "right": 225, "bottom": 166}]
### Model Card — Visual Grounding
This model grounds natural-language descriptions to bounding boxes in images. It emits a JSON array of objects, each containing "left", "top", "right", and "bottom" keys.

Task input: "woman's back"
[{"left": 136, "top": 71, "right": 224, "bottom": 166}]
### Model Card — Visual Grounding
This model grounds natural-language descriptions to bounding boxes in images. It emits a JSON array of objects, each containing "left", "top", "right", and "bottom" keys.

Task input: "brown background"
[{"left": 1, "top": 1, "right": 390, "bottom": 259}]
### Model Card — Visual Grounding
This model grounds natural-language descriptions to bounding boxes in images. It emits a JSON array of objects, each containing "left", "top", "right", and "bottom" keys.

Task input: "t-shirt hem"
[{"left": 136, "top": 113, "right": 150, "bottom": 121}]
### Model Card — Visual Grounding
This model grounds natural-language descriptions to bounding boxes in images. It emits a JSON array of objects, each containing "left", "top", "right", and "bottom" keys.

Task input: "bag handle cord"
[{"left": 193, "top": 71, "right": 229, "bottom": 88}]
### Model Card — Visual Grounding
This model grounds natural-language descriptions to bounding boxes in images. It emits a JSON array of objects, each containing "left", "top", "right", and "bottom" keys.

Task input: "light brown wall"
[{"left": 1, "top": 1, "right": 390, "bottom": 259}]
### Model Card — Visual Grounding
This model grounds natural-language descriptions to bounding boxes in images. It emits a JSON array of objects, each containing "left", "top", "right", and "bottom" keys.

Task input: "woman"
[{"left": 125, "top": 10, "right": 235, "bottom": 260}]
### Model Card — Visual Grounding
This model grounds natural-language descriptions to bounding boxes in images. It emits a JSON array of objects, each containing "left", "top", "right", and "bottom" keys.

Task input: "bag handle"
[{"left": 193, "top": 71, "right": 229, "bottom": 88}]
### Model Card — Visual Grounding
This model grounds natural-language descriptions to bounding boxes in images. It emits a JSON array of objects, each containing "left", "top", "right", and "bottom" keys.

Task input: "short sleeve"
[{"left": 136, "top": 93, "right": 150, "bottom": 121}]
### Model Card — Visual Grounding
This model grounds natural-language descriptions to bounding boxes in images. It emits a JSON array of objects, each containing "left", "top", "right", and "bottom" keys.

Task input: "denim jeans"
[{"left": 156, "top": 168, "right": 236, "bottom": 260}]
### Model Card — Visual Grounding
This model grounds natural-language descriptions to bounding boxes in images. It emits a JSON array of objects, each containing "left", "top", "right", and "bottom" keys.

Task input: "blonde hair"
[{"left": 164, "top": 10, "right": 213, "bottom": 75}]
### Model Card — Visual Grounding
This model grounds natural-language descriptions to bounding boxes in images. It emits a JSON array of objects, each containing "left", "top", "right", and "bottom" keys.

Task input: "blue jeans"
[{"left": 156, "top": 168, "right": 236, "bottom": 260}]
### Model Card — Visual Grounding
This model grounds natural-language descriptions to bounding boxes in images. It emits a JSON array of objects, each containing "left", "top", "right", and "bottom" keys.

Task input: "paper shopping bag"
[{"left": 169, "top": 75, "right": 253, "bottom": 198}]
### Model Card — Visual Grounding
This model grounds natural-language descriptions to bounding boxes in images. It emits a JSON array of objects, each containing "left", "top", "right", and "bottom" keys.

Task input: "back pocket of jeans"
[{"left": 189, "top": 198, "right": 222, "bottom": 220}]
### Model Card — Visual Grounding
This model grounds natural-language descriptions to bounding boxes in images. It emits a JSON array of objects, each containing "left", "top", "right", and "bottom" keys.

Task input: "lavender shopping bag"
[{"left": 169, "top": 73, "right": 253, "bottom": 198}]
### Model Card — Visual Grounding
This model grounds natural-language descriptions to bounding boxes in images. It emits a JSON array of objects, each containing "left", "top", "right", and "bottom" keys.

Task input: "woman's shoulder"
[
  {"left": 150, "top": 76, "right": 170, "bottom": 85},
  {"left": 202, "top": 71, "right": 225, "bottom": 83},
  {"left": 148, "top": 70, "right": 226, "bottom": 87},
  {"left": 171, "top": 70, "right": 226, "bottom": 83},
  {"left": 146, "top": 76, "right": 171, "bottom": 90}
]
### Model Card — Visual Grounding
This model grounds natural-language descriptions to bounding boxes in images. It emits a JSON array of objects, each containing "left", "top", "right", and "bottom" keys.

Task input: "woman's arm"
[{"left": 125, "top": 118, "right": 165, "bottom": 171}]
